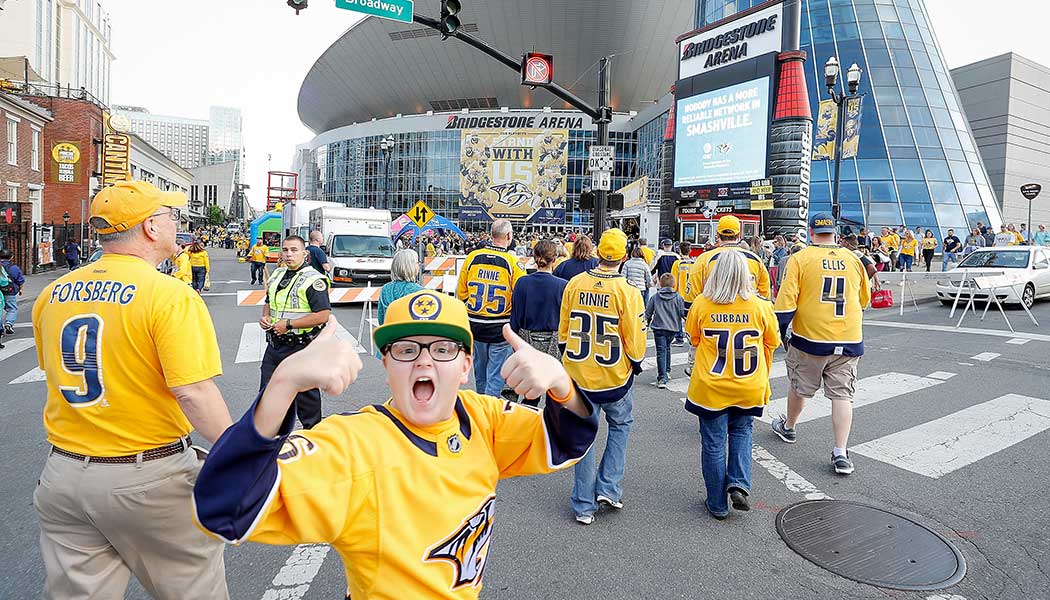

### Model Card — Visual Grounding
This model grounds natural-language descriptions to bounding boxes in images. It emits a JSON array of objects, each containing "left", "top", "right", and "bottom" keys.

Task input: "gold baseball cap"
[
  {"left": 90, "top": 180, "right": 187, "bottom": 234},
  {"left": 717, "top": 215, "right": 741, "bottom": 235},
  {"left": 597, "top": 228, "right": 628, "bottom": 262},
  {"left": 374, "top": 291, "right": 473, "bottom": 353}
]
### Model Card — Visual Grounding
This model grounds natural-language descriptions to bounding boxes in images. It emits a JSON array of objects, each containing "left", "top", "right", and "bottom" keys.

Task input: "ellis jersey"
[
  {"left": 685, "top": 245, "right": 771, "bottom": 303},
  {"left": 33, "top": 254, "right": 222, "bottom": 456},
  {"left": 558, "top": 268, "right": 646, "bottom": 403},
  {"left": 193, "top": 390, "right": 598, "bottom": 599},
  {"left": 774, "top": 245, "right": 871, "bottom": 356},
  {"left": 685, "top": 295, "right": 781, "bottom": 414},
  {"left": 670, "top": 256, "right": 695, "bottom": 305},
  {"left": 456, "top": 244, "right": 526, "bottom": 343}
]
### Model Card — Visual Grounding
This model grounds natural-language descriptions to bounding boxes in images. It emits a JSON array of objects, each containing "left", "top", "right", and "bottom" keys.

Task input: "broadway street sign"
[{"left": 335, "top": 0, "right": 413, "bottom": 23}]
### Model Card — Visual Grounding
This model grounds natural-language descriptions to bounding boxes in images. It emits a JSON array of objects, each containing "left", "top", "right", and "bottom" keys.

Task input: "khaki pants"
[
  {"left": 786, "top": 345, "right": 859, "bottom": 402},
  {"left": 34, "top": 446, "right": 229, "bottom": 600}
]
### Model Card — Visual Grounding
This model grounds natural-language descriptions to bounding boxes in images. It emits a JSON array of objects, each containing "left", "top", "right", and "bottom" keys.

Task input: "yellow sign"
[
  {"left": 750, "top": 198, "right": 774, "bottom": 210},
  {"left": 408, "top": 200, "right": 434, "bottom": 228},
  {"left": 614, "top": 176, "right": 649, "bottom": 210},
  {"left": 101, "top": 133, "right": 131, "bottom": 186},
  {"left": 750, "top": 185, "right": 773, "bottom": 195},
  {"left": 51, "top": 141, "right": 81, "bottom": 184}
]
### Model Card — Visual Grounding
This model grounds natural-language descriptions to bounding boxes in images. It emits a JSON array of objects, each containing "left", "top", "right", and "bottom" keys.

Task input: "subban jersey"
[
  {"left": 774, "top": 244, "right": 871, "bottom": 356},
  {"left": 670, "top": 256, "right": 695, "bottom": 306},
  {"left": 558, "top": 268, "right": 646, "bottom": 404},
  {"left": 33, "top": 254, "right": 222, "bottom": 456},
  {"left": 684, "top": 295, "right": 781, "bottom": 414},
  {"left": 456, "top": 244, "right": 526, "bottom": 343},
  {"left": 685, "top": 245, "right": 771, "bottom": 303},
  {"left": 193, "top": 390, "right": 598, "bottom": 599}
]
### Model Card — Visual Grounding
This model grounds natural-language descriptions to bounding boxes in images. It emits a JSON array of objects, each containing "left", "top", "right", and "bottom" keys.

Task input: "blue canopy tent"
[{"left": 393, "top": 214, "right": 467, "bottom": 242}]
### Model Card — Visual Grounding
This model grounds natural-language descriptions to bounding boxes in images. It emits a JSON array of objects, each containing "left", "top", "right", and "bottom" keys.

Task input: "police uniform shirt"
[
  {"left": 774, "top": 245, "right": 871, "bottom": 356},
  {"left": 685, "top": 245, "right": 771, "bottom": 303},
  {"left": 33, "top": 254, "right": 222, "bottom": 456},
  {"left": 456, "top": 244, "right": 526, "bottom": 343},
  {"left": 193, "top": 390, "right": 599, "bottom": 599},
  {"left": 268, "top": 264, "right": 332, "bottom": 325},
  {"left": 558, "top": 268, "right": 647, "bottom": 404}
]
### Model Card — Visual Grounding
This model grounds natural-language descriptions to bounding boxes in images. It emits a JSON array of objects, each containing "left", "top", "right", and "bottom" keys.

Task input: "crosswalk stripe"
[
  {"left": 0, "top": 338, "right": 35, "bottom": 363},
  {"left": 640, "top": 351, "right": 689, "bottom": 371},
  {"left": 234, "top": 322, "right": 366, "bottom": 364},
  {"left": 756, "top": 371, "right": 950, "bottom": 424},
  {"left": 971, "top": 352, "right": 1000, "bottom": 362},
  {"left": 852, "top": 394, "right": 1050, "bottom": 479},
  {"left": 10, "top": 366, "right": 45, "bottom": 384}
]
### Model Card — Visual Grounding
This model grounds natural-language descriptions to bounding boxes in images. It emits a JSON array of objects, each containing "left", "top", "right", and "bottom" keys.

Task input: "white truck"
[
  {"left": 308, "top": 206, "right": 394, "bottom": 287},
  {"left": 282, "top": 200, "right": 342, "bottom": 239}
]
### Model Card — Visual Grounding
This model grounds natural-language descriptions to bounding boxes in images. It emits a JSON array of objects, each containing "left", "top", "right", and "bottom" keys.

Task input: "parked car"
[
  {"left": 935, "top": 246, "right": 1050, "bottom": 309},
  {"left": 176, "top": 232, "right": 195, "bottom": 246}
]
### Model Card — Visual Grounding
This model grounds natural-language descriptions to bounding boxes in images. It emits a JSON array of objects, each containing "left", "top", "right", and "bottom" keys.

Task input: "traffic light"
[
  {"left": 440, "top": 0, "right": 461, "bottom": 38},
  {"left": 579, "top": 191, "right": 595, "bottom": 211},
  {"left": 521, "top": 52, "right": 554, "bottom": 87},
  {"left": 287, "top": 0, "right": 307, "bottom": 14},
  {"left": 608, "top": 193, "right": 624, "bottom": 211}
]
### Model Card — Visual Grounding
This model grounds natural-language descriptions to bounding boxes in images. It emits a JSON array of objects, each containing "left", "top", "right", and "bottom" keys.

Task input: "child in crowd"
[{"left": 645, "top": 273, "right": 686, "bottom": 388}]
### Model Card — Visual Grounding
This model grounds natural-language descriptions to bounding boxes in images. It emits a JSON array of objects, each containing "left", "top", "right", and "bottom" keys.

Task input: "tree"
[{"left": 207, "top": 205, "right": 227, "bottom": 226}]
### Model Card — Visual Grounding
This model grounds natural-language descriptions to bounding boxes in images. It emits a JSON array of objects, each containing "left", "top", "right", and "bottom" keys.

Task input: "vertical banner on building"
[
  {"left": 101, "top": 113, "right": 131, "bottom": 187},
  {"left": 458, "top": 129, "right": 568, "bottom": 224},
  {"left": 812, "top": 99, "right": 837, "bottom": 161},
  {"left": 840, "top": 95, "right": 863, "bottom": 159}
]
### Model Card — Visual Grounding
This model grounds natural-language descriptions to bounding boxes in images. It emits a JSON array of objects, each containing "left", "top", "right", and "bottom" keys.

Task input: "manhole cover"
[{"left": 776, "top": 499, "right": 966, "bottom": 591}]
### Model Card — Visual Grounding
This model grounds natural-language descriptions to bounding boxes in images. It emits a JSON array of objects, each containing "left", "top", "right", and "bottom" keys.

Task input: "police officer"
[{"left": 260, "top": 235, "right": 332, "bottom": 429}]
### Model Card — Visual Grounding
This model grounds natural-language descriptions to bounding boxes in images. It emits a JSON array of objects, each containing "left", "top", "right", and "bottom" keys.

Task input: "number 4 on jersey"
[{"left": 821, "top": 276, "right": 846, "bottom": 317}]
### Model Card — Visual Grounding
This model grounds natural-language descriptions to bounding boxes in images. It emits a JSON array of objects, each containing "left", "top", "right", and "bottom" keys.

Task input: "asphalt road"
[{"left": 2, "top": 249, "right": 1048, "bottom": 599}]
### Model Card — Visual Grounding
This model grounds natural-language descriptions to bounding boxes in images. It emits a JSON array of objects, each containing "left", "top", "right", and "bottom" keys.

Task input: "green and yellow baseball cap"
[{"left": 374, "top": 291, "right": 473, "bottom": 353}]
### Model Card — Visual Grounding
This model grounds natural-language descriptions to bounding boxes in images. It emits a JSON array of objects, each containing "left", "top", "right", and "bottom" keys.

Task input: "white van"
[{"left": 309, "top": 206, "right": 394, "bottom": 287}]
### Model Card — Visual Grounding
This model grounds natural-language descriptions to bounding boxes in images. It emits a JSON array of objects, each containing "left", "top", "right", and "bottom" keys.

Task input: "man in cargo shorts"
[{"left": 771, "top": 213, "right": 870, "bottom": 475}]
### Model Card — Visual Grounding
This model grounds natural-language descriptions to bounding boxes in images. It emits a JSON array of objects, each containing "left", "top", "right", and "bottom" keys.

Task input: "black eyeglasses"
[{"left": 383, "top": 339, "right": 465, "bottom": 362}]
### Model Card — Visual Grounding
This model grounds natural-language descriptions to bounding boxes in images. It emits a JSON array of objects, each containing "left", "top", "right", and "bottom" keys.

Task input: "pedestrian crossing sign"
[{"left": 408, "top": 201, "right": 434, "bottom": 228}]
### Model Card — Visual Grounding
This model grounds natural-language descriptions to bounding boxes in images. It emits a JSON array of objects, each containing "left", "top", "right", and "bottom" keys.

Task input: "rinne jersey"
[
  {"left": 774, "top": 244, "right": 871, "bottom": 356},
  {"left": 193, "top": 390, "right": 598, "bottom": 599},
  {"left": 558, "top": 268, "right": 647, "bottom": 404},
  {"left": 456, "top": 244, "right": 526, "bottom": 343}
]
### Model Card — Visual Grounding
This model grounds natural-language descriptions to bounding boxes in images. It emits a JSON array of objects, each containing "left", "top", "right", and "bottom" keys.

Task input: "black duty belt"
[
  {"left": 267, "top": 328, "right": 321, "bottom": 347},
  {"left": 51, "top": 436, "right": 191, "bottom": 464}
]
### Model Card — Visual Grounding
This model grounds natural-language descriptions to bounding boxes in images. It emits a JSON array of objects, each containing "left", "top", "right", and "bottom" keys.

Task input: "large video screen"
[{"left": 673, "top": 76, "right": 770, "bottom": 189}]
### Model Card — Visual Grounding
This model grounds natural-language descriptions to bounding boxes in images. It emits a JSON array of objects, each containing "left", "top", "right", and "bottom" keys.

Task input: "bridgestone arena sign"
[
  {"left": 446, "top": 115, "right": 583, "bottom": 130},
  {"left": 678, "top": 1, "right": 784, "bottom": 79}
]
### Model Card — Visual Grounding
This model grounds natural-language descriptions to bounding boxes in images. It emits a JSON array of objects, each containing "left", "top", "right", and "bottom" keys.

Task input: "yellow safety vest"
[{"left": 266, "top": 265, "right": 327, "bottom": 335}]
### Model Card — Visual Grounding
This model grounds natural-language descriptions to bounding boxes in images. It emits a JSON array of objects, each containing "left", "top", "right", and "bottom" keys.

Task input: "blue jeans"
[
  {"left": 472, "top": 340, "right": 512, "bottom": 396},
  {"left": 653, "top": 329, "right": 674, "bottom": 383},
  {"left": 191, "top": 266, "right": 207, "bottom": 291},
  {"left": 250, "top": 262, "right": 265, "bottom": 284},
  {"left": 699, "top": 412, "right": 754, "bottom": 516},
  {"left": 900, "top": 253, "right": 914, "bottom": 271},
  {"left": 942, "top": 252, "right": 958, "bottom": 271},
  {"left": 2, "top": 293, "right": 16, "bottom": 325},
  {"left": 572, "top": 390, "right": 634, "bottom": 516}
]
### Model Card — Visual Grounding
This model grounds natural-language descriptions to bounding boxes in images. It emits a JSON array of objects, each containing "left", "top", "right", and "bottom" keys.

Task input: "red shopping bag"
[{"left": 871, "top": 288, "right": 894, "bottom": 309}]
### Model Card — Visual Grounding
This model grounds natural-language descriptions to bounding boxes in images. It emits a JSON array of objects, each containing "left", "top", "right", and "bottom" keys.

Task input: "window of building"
[
  {"left": 7, "top": 118, "right": 18, "bottom": 165},
  {"left": 29, "top": 188, "right": 43, "bottom": 223},
  {"left": 7, "top": 183, "right": 17, "bottom": 202},
  {"left": 31, "top": 127, "right": 41, "bottom": 171}
]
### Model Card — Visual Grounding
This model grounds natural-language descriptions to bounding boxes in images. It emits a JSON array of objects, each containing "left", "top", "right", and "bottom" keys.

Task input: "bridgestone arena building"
[{"left": 291, "top": 0, "right": 1003, "bottom": 245}]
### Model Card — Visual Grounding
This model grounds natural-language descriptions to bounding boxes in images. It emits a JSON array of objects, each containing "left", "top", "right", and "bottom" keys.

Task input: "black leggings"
[{"left": 922, "top": 249, "right": 935, "bottom": 272}]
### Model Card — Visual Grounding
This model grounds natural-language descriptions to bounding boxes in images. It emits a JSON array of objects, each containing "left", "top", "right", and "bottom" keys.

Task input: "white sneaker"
[
  {"left": 575, "top": 514, "right": 595, "bottom": 525},
  {"left": 597, "top": 495, "right": 624, "bottom": 510}
]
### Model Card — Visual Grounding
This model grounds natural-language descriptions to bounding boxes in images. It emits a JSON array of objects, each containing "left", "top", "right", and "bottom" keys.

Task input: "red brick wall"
[
  {"left": 0, "top": 110, "right": 45, "bottom": 198},
  {"left": 24, "top": 96, "right": 104, "bottom": 227}
]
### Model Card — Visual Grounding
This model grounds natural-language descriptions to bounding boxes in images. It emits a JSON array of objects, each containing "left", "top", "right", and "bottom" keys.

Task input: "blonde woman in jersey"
[
  {"left": 685, "top": 250, "right": 780, "bottom": 519},
  {"left": 194, "top": 293, "right": 597, "bottom": 597},
  {"left": 172, "top": 243, "right": 192, "bottom": 285}
]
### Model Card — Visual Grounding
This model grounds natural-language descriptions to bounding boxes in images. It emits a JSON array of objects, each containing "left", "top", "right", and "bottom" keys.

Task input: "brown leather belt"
[{"left": 51, "top": 436, "right": 191, "bottom": 464}]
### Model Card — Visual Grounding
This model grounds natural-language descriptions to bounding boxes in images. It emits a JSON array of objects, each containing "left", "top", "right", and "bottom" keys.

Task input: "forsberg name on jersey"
[{"left": 48, "top": 280, "right": 137, "bottom": 305}]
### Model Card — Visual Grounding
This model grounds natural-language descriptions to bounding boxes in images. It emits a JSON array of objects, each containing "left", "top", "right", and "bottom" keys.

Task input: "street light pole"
[
  {"left": 380, "top": 136, "right": 394, "bottom": 210},
  {"left": 594, "top": 56, "right": 611, "bottom": 237},
  {"left": 825, "top": 57, "right": 862, "bottom": 223}
]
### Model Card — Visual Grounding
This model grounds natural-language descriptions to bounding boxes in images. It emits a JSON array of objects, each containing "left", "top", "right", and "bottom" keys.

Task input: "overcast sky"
[{"left": 105, "top": 0, "right": 1050, "bottom": 211}]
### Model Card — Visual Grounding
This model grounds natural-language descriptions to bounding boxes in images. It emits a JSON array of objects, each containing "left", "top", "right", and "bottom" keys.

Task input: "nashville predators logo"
[
  {"left": 409, "top": 293, "right": 442, "bottom": 321},
  {"left": 447, "top": 432, "right": 462, "bottom": 454},
  {"left": 424, "top": 496, "right": 496, "bottom": 590}
]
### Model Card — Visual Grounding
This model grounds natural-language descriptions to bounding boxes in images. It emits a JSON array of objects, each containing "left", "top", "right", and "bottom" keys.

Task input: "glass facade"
[
  {"left": 313, "top": 124, "right": 646, "bottom": 230},
  {"left": 698, "top": 0, "right": 1003, "bottom": 238}
]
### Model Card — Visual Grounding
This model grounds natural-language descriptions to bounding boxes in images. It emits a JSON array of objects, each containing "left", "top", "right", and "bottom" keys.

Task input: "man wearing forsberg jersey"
[
  {"left": 194, "top": 292, "right": 597, "bottom": 599},
  {"left": 559, "top": 228, "right": 646, "bottom": 525},
  {"left": 685, "top": 215, "right": 771, "bottom": 303},
  {"left": 772, "top": 212, "right": 871, "bottom": 476},
  {"left": 457, "top": 219, "right": 527, "bottom": 396},
  {"left": 32, "top": 180, "right": 233, "bottom": 599}
]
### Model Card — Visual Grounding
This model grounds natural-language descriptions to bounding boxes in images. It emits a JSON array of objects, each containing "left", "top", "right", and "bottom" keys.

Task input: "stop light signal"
[
  {"left": 579, "top": 191, "right": 595, "bottom": 211},
  {"left": 521, "top": 52, "right": 554, "bottom": 87},
  {"left": 440, "top": 0, "right": 461, "bottom": 38},
  {"left": 287, "top": 0, "right": 307, "bottom": 14}
]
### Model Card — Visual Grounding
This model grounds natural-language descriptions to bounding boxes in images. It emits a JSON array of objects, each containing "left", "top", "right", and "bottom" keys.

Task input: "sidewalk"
[{"left": 15, "top": 265, "right": 75, "bottom": 308}]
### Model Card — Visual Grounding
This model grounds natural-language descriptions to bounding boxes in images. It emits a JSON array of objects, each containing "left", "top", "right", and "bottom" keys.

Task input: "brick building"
[{"left": 0, "top": 91, "right": 52, "bottom": 269}]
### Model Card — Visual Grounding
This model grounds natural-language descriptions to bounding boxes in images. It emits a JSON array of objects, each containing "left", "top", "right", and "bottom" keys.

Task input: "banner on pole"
[
  {"left": 812, "top": 99, "right": 837, "bottom": 161},
  {"left": 841, "top": 96, "right": 863, "bottom": 159}
]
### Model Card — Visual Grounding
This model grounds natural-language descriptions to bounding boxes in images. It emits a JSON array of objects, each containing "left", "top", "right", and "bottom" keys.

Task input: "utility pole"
[{"left": 594, "top": 57, "right": 611, "bottom": 237}]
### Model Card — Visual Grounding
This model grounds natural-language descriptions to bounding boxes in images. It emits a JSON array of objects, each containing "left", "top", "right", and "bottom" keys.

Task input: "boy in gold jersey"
[
  {"left": 559, "top": 228, "right": 646, "bottom": 524},
  {"left": 194, "top": 292, "right": 597, "bottom": 599},
  {"left": 772, "top": 213, "right": 871, "bottom": 475}
]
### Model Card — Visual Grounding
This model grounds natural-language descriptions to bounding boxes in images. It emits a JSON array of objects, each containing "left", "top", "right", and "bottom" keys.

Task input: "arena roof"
[{"left": 297, "top": 0, "right": 693, "bottom": 134}]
